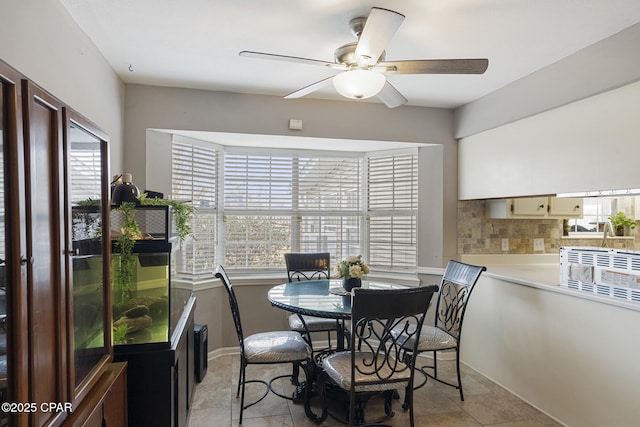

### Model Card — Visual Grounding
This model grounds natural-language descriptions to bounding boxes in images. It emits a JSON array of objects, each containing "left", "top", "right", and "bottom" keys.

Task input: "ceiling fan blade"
[
  {"left": 379, "top": 58, "right": 489, "bottom": 75},
  {"left": 354, "top": 7, "right": 405, "bottom": 66},
  {"left": 284, "top": 76, "right": 335, "bottom": 99},
  {"left": 376, "top": 81, "right": 407, "bottom": 108},
  {"left": 239, "top": 51, "right": 347, "bottom": 70}
]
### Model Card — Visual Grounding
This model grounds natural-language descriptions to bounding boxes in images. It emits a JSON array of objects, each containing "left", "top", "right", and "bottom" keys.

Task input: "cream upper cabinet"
[
  {"left": 512, "top": 197, "right": 548, "bottom": 216},
  {"left": 487, "top": 197, "right": 583, "bottom": 219},
  {"left": 548, "top": 197, "right": 583, "bottom": 217}
]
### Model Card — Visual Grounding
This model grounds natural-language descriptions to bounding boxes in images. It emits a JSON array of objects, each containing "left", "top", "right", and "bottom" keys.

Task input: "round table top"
[{"left": 267, "top": 279, "right": 408, "bottom": 320}]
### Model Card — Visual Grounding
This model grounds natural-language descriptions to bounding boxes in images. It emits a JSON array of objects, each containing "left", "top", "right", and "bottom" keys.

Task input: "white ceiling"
[{"left": 60, "top": 0, "right": 640, "bottom": 109}]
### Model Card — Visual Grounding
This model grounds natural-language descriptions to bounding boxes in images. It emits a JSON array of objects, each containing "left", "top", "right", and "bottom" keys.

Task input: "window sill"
[{"left": 562, "top": 235, "right": 635, "bottom": 239}]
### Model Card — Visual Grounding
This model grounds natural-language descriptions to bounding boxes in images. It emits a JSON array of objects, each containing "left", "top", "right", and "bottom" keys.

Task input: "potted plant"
[
  {"left": 335, "top": 255, "right": 370, "bottom": 291},
  {"left": 608, "top": 211, "right": 637, "bottom": 236}
]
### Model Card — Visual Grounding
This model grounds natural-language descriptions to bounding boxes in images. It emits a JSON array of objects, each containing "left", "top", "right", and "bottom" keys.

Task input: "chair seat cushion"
[
  {"left": 323, "top": 351, "right": 410, "bottom": 392},
  {"left": 289, "top": 314, "right": 337, "bottom": 332},
  {"left": 244, "top": 331, "right": 311, "bottom": 363},
  {"left": 393, "top": 325, "right": 457, "bottom": 351}
]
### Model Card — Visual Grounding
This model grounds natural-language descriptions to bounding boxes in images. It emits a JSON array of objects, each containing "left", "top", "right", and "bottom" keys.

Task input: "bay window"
[{"left": 165, "top": 136, "right": 419, "bottom": 279}]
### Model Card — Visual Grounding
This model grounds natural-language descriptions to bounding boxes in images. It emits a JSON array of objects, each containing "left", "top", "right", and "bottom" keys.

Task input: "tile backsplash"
[{"left": 457, "top": 200, "right": 639, "bottom": 254}]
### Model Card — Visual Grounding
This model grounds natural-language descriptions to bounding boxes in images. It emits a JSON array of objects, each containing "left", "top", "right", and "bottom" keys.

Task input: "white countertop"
[{"left": 458, "top": 254, "right": 640, "bottom": 312}]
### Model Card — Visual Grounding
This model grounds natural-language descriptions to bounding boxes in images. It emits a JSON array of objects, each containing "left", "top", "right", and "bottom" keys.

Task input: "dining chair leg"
[
  {"left": 239, "top": 363, "right": 247, "bottom": 425},
  {"left": 291, "top": 362, "right": 300, "bottom": 385},
  {"left": 236, "top": 359, "right": 244, "bottom": 398},
  {"left": 433, "top": 350, "right": 438, "bottom": 379},
  {"left": 406, "top": 384, "right": 415, "bottom": 427},
  {"left": 456, "top": 349, "right": 464, "bottom": 401}
]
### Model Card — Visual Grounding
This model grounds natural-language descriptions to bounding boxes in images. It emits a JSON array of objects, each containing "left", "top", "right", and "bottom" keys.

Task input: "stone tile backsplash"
[{"left": 458, "top": 200, "right": 639, "bottom": 254}]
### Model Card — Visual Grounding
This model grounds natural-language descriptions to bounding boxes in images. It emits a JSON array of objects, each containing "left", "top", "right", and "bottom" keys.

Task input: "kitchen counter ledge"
[{"left": 459, "top": 254, "right": 640, "bottom": 312}]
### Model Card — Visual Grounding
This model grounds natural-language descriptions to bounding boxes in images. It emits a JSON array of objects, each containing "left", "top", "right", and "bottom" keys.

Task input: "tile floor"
[{"left": 188, "top": 354, "right": 562, "bottom": 427}]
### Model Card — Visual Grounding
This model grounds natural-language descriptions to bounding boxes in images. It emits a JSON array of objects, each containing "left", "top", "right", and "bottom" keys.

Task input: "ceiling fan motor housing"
[{"left": 334, "top": 42, "right": 385, "bottom": 67}]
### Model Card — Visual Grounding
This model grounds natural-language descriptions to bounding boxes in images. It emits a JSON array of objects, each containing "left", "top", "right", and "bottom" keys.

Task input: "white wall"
[
  {"left": 462, "top": 275, "right": 640, "bottom": 426},
  {"left": 0, "top": 0, "right": 124, "bottom": 173},
  {"left": 458, "top": 80, "right": 640, "bottom": 200}
]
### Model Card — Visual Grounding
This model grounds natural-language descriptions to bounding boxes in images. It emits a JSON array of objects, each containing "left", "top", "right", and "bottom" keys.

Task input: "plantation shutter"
[
  {"left": 297, "top": 156, "right": 361, "bottom": 260},
  {"left": 171, "top": 141, "right": 217, "bottom": 275},
  {"left": 367, "top": 152, "right": 417, "bottom": 270}
]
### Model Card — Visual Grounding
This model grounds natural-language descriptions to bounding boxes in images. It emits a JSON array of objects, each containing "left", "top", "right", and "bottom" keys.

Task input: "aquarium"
[{"left": 111, "top": 206, "right": 193, "bottom": 346}]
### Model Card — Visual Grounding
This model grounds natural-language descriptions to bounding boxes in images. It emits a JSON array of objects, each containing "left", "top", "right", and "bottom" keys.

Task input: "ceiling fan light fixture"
[{"left": 333, "top": 70, "right": 386, "bottom": 100}]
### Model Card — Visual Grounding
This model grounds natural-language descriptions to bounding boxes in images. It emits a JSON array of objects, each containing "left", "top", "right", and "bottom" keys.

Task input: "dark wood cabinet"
[{"left": 0, "top": 59, "right": 125, "bottom": 427}]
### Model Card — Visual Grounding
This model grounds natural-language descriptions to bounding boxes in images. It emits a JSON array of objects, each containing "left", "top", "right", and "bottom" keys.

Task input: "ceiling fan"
[{"left": 240, "top": 7, "right": 488, "bottom": 108}]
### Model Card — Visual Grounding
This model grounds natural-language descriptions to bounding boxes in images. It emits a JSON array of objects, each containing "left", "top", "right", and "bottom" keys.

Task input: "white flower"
[
  {"left": 349, "top": 265, "right": 362, "bottom": 278},
  {"left": 335, "top": 255, "right": 370, "bottom": 279}
]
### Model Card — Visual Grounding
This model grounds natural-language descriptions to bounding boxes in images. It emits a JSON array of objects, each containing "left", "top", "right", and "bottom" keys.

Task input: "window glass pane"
[
  {"left": 299, "top": 215, "right": 360, "bottom": 266},
  {"left": 224, "top": 215, "right": 291, "bottom": 268}
]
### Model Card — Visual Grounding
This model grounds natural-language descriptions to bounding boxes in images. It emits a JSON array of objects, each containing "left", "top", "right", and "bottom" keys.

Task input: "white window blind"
[
  {"left": 367, "top": 152, "right": 417, "bottom": 270},
  {"left": 69, "top": 142, "right": 102, "bottom": 204},
  {"left": 172, "top": 142, "right": 217, "bottom": 276}
]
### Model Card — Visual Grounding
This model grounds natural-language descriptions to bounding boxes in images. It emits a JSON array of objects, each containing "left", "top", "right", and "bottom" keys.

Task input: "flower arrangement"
[{"left": 335, "top": 255, "right": 370, "bottom": 279}]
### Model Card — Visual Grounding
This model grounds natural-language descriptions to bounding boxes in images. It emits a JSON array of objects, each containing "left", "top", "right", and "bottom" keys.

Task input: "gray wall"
[{"left": 1, "top": 0, "right": 125, "bottom": 174}]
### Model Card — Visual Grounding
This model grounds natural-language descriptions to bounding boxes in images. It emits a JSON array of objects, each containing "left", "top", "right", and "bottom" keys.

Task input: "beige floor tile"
[{"left": 189, "top": 355, "right": 560, "bottom": 427}]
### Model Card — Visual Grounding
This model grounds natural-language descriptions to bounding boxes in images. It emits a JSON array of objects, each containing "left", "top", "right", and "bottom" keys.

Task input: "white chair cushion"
[
  {"left": 244, "top": 331, "right": 311, "bottom": 363},
  {"left": 323, "top": 351, "right": 410, "bottom": 392},
  {"left": 393, "top": 325, "right": 457, "bottom": 352},
  {"left": 289, "top": 314, "right": 337, "bottom": 332},
  {"left": 415, "top": 326, "right": 457, "bottom": 351}
]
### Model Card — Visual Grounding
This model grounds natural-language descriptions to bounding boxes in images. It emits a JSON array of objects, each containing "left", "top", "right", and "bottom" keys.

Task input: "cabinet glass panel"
[
  {"left": 0, "top": 79, "right": 8, "bottom": 427},
  {"left": 69, "top": 124, "right": 107, "bottom": 388}
]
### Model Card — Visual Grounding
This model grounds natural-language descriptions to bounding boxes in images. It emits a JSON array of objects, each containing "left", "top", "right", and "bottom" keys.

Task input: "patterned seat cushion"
[
  {"left": 289, "top": 314, "right": 337, "bottom": 332},
  {"left": 244, "top": 331, "right": 311, "bottom": 363},
  {"left": 393, "top": 325, "right": 457, "bottom": 351},
  {"left": 323, "top": 351, "right": 410, "bottom": 392}
]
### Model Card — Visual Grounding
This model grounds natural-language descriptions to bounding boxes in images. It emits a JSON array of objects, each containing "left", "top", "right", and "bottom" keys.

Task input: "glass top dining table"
[{"left": 267, "top": 279, "right": 408, "bottom": 320}]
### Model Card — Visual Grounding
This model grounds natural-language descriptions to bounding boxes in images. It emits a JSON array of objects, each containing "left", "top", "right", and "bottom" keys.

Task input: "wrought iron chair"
[
  {"left": 317, "top": 286, "right": 438, "bottom": 427},
  {"left": 401, "top": 260, "right": 486, "bottom": 403},
  {"left": 214, "top": 265, "right": 314, "bottom": 425},
  {"left": 284, "top": 253, "right": 342, "bottom": 356}
]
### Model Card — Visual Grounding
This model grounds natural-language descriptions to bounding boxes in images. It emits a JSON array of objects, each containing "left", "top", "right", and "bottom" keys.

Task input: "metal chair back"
[
  {"left": 434, "top": 260, "right": 487, "bottom": 341},
  {"left": 215, "top": 265, "right": 246, "bottom": 358},
  {"left": 284, "top": 252, "right": 330, "bottom": 282}
]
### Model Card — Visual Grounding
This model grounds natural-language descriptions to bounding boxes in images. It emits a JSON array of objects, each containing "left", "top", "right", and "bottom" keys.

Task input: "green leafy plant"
[
  {"left": 137, "top": 193, "right": 195, "bottom": 243},
  {"left": 113, "top": 324, "right": 131, "bottom": 345},
  {"left": 608, "top": 211, "right": 637, "bottom": 235},
  {"left": 114, "top": 201, "right": 140, "bottom": 302}
]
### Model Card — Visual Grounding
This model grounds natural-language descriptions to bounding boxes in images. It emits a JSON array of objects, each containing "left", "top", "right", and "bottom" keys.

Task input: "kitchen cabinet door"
[
  {"left": 548, "top": 197, "right": 583, "bottom": 217},
  {"left": 512, "top": 197, "right": 548, "bottom": 216}
]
